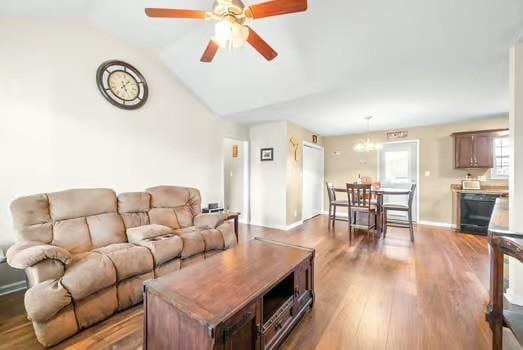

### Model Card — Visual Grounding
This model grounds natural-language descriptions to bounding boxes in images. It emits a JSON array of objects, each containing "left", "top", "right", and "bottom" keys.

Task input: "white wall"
[
  {"left": 0, "top": 20, "right": 246, "bottom": 286},
  {"left": 249, "top": 121, "right": 288, "bottom": 229},
  {"left": 223, "top": 138, "right": 248, "bottom": 221},
  {"left": 507, "top": 43, "right": 523, "bottom": 305}
]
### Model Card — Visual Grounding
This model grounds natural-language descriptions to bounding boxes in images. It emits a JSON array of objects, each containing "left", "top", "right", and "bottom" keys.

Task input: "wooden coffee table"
[{"left": 143, "top": 238, "right": 315, "bottom": 350}]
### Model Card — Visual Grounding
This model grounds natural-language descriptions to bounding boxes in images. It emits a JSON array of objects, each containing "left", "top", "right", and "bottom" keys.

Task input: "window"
[
  {"left": 492, "top": 135, "right": 510, "bottom": 178},
  {"left": 384, "top": 150, "right": 410, "bottom": 183}
]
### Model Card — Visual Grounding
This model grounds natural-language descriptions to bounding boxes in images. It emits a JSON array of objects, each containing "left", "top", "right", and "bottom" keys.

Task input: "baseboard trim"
[
  {"left": 0, "top": 280, "right": 26, "bottom": 297},
  {"left": 321, "top": 212, "right": 455, "bottom": 229},
  {"left": 321, "top": 211, "right": 349, "bottom": 217},
  {"left": 418, "top": 220, "right": 455, "bottom": 229},
  {"left": 249, "top": 220, "right": 304, "bottom": 231},
  {"left": 505, "top": 289, "right": 523, "bottom": 306}
]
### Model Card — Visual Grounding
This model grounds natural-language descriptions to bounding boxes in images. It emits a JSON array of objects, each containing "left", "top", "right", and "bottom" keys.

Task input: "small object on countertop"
[
  {"left": 462, "top": 179, "right": 481, "bottom": 190},
  {"left": 0, "top": 249, "right": 5, "bottom": 263}
]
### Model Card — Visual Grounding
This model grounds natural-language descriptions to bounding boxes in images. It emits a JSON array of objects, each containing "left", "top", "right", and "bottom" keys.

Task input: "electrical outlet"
[{"left": 425, "top": 171, "right": 431, "bottom": 177}]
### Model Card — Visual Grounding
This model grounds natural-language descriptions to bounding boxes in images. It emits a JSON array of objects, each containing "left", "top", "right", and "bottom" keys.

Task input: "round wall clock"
[{"left": 96, "top": 60, "right": 148, "bottom": 110}]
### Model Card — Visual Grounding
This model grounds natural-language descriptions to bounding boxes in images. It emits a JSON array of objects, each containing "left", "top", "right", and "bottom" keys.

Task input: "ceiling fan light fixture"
[{"left": 213, "top": 17, "right": 249, "bottom": 49}]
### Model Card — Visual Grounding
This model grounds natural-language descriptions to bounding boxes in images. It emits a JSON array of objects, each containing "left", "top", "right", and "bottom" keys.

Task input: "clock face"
[{"left": 96, "top": 60, "right": 148, "bottom": 110}]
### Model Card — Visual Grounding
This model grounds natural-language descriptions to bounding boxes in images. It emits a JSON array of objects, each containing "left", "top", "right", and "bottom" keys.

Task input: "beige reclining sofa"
[{"left": 6, "top": 185, "right": 236, "bottom": 347}]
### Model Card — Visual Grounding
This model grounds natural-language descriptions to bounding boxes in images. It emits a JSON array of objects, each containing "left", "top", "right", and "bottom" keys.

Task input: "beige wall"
[
  {"left": 0, "top": 21, "right": 246, "bottom": 289},
  {"left": 324, "top": 116, "right": 509, "bottom": 225},
  {"left": 286, "top": 122, "right": 322, "bottom": 225}
]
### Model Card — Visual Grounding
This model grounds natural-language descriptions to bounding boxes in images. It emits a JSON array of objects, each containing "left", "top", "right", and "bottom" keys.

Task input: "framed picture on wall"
[{"left": 260, "top": 148, "right": 274, "bottom": 161}]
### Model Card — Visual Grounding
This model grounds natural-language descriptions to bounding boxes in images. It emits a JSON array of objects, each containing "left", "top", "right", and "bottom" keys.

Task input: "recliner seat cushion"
[
  {"left": 179, "top": 232, "right": 205, "bottom": 258},
  {"left": 135, "top": 234, "right": 183, "bottom": 266},
  {"left": 61, "top": 253, "right": 115, "bottom": 300},
  {"left": 93, "top": 243, "right": 153, "bottom": 281},
  {"left": 199, "top": 228, "right": 225, "bottom": 251},
  {"left": 217, "top": 222, "right": 237, "bottom": 249}
]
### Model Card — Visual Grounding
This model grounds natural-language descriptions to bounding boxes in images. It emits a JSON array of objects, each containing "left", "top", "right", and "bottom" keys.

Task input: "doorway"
[
  {"left": 378, "top": 140, "right": 419, "bottom": 221},
  {"left": 223, "top": 138, "right": 249, "bottom": 223},
  {"left": 302, "top": 142, "right": 324, "bottom": 221}
]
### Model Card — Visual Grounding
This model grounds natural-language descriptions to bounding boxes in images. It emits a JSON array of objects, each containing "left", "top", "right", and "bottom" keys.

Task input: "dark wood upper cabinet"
[{"left": 452, "top": 129, "right": 507, "bottom": 169}]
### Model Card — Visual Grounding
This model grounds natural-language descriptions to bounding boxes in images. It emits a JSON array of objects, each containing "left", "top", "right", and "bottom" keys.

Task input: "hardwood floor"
[{"left": 0, "top": 215, "right": 492, "bottom": 349}]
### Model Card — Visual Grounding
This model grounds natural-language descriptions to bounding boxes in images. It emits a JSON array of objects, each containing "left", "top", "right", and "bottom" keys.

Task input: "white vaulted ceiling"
[{"left": 1, "top": 0, "right": 523, "bottom": 135}]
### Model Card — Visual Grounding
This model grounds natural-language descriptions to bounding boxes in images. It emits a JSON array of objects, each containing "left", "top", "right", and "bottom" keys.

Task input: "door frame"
[
  {"left": 376, "top": 139, "right": 420, "bottom": 223},
  {"left": 302, "top": 141, "right": 325, "bottom": 221},
  {"left": 223, "top": 137, "right": 250, "bottom": 224}
]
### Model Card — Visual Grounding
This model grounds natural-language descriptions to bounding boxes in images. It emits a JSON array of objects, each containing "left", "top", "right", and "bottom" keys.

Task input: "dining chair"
[
  {"left": 346, "top": 183, "right": 377, "bottom": 240},
  {"left": 383, "top": 184, "right": 417, "bottom": 241},
  {"left": 326, "top": 182, "right": 349, "bottom": 227}
]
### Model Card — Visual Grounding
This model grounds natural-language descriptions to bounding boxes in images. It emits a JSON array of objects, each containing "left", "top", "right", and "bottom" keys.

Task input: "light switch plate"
[{"left": 425, "top": 171, "right": 431, "bottom": 177}]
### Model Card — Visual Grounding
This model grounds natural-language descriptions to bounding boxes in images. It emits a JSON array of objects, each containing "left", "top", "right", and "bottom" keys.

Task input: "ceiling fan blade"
[
  {"left": 200, "top": 40, "right": 219, "bottom": 62},
  {"left": 246, "top": 27, "right": 278, "bottom": 61},
  {"left": 145, "top": 8, "right": 207, "bottom": 19},
  {"left": 246, "top": 0, "right": 307, "bottom": 19}
]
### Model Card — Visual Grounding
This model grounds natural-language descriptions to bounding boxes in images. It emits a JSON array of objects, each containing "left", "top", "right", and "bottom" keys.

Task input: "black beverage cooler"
[{"left": 460, "top": 193, "right": 499, "bottom": 235}]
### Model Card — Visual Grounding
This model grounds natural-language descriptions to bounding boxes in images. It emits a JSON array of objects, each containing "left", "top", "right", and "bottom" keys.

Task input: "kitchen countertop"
[{"left": 451, "top": 184, "right": 509, "bottom": 196}]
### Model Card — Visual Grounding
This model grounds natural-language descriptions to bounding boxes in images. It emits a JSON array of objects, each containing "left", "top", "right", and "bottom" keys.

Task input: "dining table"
[{"left": 333, "top": 186, "right": 412, "bottom": 234}]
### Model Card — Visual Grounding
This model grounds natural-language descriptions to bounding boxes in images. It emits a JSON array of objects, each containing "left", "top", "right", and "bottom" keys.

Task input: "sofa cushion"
[
  {"left": 194, "top": 213, "right": 225, "bottom": 228},
  {"left": 154, "top": 258, "right": 181, "bottom": 278},
  {"left": 136, "top": 234, "right": 183, "bottom": 265},
  {"left": 10, "top": 193, "right": 51, "bottom": 228},
  {"left": 200, "top": 228, "right": 225, "bottom": 251},
  {"left": 174, "top": 226, "right": 200, "bottom": 235},
  {"left": 117, "top": 192, "right": 151, "bottom": 213},
  {"left": 148, "top": 208, "right": 180, "bottom": 229},
  {"left": 126, "top": 224, "right": 174, "bottom": 244},
  {"left": 25, "top": 280, "right": 71, "bottom": 322},
  {"left": 75, "top": 286, "right": 117, "bottom": 329},
  {"left": 93, "top": 243, "right": 153, "bottom": 281},
  {"left": 87, "top": 212, "right": 126, "bottom": 249},
  {"left": 120, "top": 212, "right": 150, "bottom": 229},
  {"left": 16, "top": 223, "right": 54, "bottom": 244},
  {"left": 147, "top": 186, "right": 199, "bottom": 209},
  {"left": 48, "top": 188, "right": 116, "bottom": 221},
  {"left": 62, "top": 252, "right": 116, "bottom": 300},
  {"left": 217, "top": 222, "right": 237, "bottom": 249},
  {"left": 117, "top": 272, "right": 153, "bottom": 310},
  {"left": 179, "top": 232, "right": 205, "bottom": 258},
  {"left": 52, "top": 217, "right": 91, "bottom": 254}
]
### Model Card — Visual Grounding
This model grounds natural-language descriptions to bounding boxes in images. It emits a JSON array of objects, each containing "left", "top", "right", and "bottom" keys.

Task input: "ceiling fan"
[{"left": 145, "top": 0, "right": 308, "bottom": 62}]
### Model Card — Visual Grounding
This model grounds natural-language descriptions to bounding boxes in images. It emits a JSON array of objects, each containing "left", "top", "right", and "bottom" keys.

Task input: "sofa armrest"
[
  {"left": 26, "top": 260, "right": 66, "bottom": 288},
  {"left": 126, "top": 224, "right": 175, "bottom": 244},
  {"left": 194, "top": 213, "right": 225, "bottom": 229},
  {"left": 6, "top": 241, "right": 71, "bottom": 269}
]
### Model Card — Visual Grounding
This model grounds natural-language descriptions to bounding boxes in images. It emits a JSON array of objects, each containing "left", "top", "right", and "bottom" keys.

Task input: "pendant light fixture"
[{"left": 354, "top": 116, "right": 382, "bottom": 152}]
